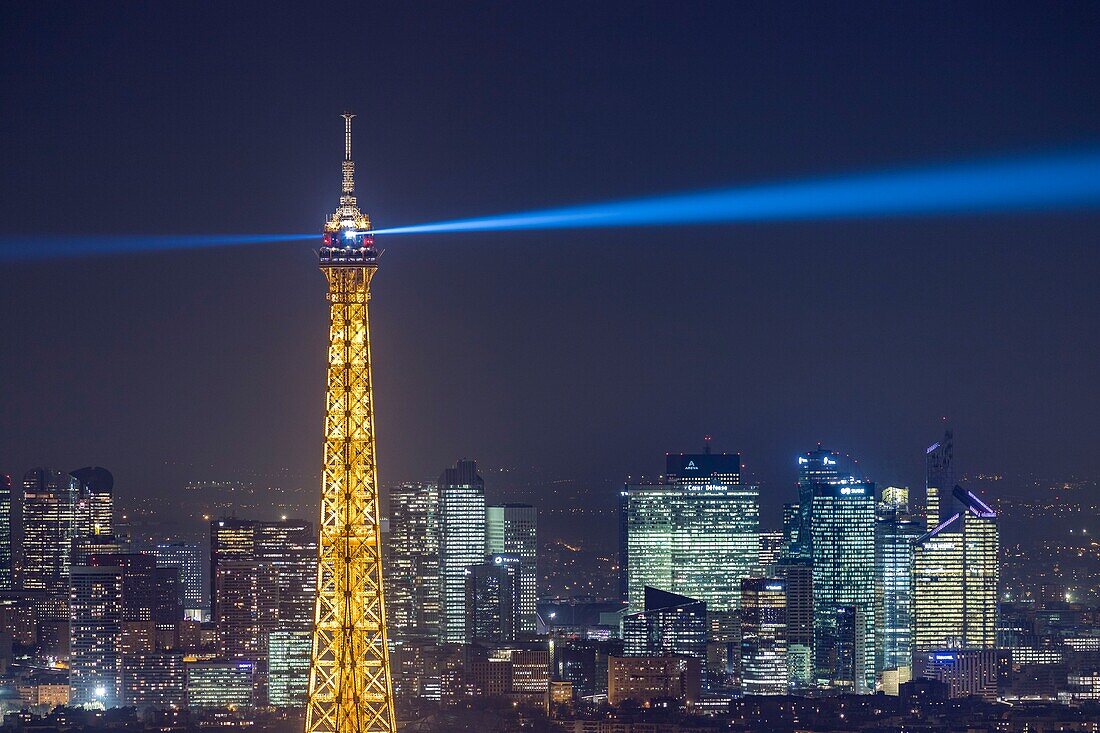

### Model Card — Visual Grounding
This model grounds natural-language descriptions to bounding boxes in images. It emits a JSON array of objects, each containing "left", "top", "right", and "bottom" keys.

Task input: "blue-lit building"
[
  {"left": 805, "top": 452, "right": 876, "bottom": 693},
  {"left": 464, "top": 553, "right": 520, "bottom": 643},
  {"left": 875, "top": 487, "right": 922, "bottom": 691},
  {"left": 623, "top": 587, "right": 707, "bottom": 678}
]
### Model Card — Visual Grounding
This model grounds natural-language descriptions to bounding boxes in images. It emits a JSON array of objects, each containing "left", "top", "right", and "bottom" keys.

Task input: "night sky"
[{"left": 1, "top": 3, "right": 1098, "bottom": 510}]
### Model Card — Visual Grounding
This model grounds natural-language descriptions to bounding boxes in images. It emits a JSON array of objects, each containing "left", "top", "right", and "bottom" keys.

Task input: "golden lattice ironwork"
[{"left": 306, "top": 115, "right": 395, "bottom": 733}]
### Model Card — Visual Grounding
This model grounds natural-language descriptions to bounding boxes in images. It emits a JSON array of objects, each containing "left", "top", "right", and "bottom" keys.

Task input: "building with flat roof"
[
  {"left": 607, "top": 655, "right": 701, "bottom": 707},
  {"left": 621, "top": 449, "right": 758, "bottom": 613}
]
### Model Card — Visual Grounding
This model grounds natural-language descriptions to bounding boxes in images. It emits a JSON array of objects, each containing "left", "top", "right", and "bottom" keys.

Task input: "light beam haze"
[
  {"left": 3, "top": 148, "right": 1099, "bottom": 261},
  {"left": 368, "top": 148, "right": 1100, "bottom": 236}
]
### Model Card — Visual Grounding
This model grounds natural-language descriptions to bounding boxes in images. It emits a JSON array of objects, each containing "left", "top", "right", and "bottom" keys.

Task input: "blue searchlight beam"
[
  {"left": 2, "top": 147, "right": 1099, "bottom": 261},
  {"left": 0, "top": 233, "right": 317, "bottom": 263},
  {"left": 368, "top": 148, "right": 1100, "bottom": 236}
]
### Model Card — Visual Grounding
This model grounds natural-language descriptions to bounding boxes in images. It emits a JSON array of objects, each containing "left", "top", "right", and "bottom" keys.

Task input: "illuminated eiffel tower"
[{"left": 306, "top": 113, "right": 396, "bottom": 733}]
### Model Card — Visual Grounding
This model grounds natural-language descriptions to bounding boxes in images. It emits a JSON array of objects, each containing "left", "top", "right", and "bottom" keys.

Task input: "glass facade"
[
  {"left": 623, "top": 588, "right": 707, "bottom": 660},
  {"left": 622, "top": 452, "right": 758, "bottom": 613},
  {"left": 740, "top": 578, "right": 788, "bottom": 695},
  {"left": 267, "top": 629, "right": 312, "bottom": 707},
  {"left": 21, "top": 468, "right": 83, "bottom": 595},
  {"left": 185, "top": 661, "right": 255, "bottom": 709},
  {"left": 874, "top": 490, "right": 922, "bottom": 685},
  {"left": 809, "top": 477, "right": 876, "bottom": 693},
  {"left": 387, "top": 481, "right": 440, "bottom": 637},
  {"left": 438, "top": 460, "right": 486, "bottom": 643},
  {"left": 150, "top": 543, "right": 205, "bottom": 614},
  {"left": 485, "top": 503, "right": 537, "bottom": 633}
]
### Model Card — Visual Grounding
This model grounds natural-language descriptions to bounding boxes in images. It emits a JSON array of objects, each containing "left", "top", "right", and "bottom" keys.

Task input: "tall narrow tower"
[{"left": 306, "top": 114, "right": 396, "bottom": 733}]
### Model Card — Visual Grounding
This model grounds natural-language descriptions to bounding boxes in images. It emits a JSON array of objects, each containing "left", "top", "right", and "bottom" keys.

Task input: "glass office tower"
[
  {"left": 740, "top": 578, "right": 788, "bottom": 695},
  {"left": 437, "top": 459, "right": 486, "bottom": 644},
  {"left": 809, "top": 474, "right": 876, "bottom": 693},
  {"left": 874, "top": 487, "right": 922, "bottom": 691},
  {"left": 622, "top": 450, "right": 759, "bottom": 612},
  {"left": 485, "top": 503, "right": 537, "bottom": 633}
]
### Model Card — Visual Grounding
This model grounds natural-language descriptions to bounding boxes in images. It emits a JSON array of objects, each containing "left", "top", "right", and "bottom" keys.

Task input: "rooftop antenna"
[
  {"left": 703, "top": 435, "right": 712, "bottom": 455},
  {"left": 341, "top": 112, "right": 356, "bottom": 196}
]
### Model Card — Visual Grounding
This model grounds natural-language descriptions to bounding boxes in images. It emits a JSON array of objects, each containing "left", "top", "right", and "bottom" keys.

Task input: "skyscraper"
[
  {"left": 268, "top": 629, "right": 312, "bottom": 708},
  {"left": 21, "top": 468, "right": 82, "bottom": 604},
  {"left": 214, "top": 560, "right": 280, "bottom": 662},
  {"left": 758, "top": 531, "right": 784, "bottom": 575},
  {"left": 807, "top": 458, "right": 876, "bottom": 693},
  {"left": 795, "top": 448, "right": 848, "bottom": 559},
  {"left": 386, "top": 482, "right": 440, "bottom": 637},
  {"left": 781, "top": 503, "right": 800, "bottom": 558},
  {"left": 485, "top": 503, "right": 537, "bottom": 633},
  {"left": 464, "top": 554, "right": 520, "bottom": 643},
  {"left": 912, "top": 486, "right": 999, "bottom": 654},
  {"left": 70, "top": 553, "right": 159, "bottom": 707},
  {"left": 70, "top": 467, "right": 113, "bottom": 537},
  {"left": 874, "top": 487, "right": 922, "bottom": 689},
  {"left": 775, "top": 558, "right": 813, "bottom": 689},
  {"left": 210, "top": 518, "right": 316, "bottom": 628},
  {"left": 150, "top": 542, "right": 205, "bottom": 615},
  {"left": 622, "top": 587, "right": 707, "bottom": 675},
  {"left": 622, "top": 450, "right": 759, "bottom": 612},
  {"left": 437, "top": 460, "right": 486, "bottom": 644},
  {"left": 0, "top": 475, "right": 12, "bottom": 590},
  {"left": 912, "top": 513, "right": 965, "bottom": 652},
  {"left": 740, "top": 578, "right": 788, "bottom": 696},
  {"left": 925, "top": 431, "right": 955, "bottom": 530},
  {"left": 70, "top": 564, "right": 124, "bottom": 707}
]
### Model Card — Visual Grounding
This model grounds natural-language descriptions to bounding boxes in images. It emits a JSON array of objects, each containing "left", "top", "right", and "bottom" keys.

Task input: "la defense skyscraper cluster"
[{"left": 305, "top": 115, "right": 396, "bottom": 733}]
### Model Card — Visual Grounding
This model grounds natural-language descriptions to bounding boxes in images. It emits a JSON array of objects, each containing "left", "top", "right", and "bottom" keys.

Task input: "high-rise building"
[
  {"left": 622, "top": 587, "right": 707, "bottom": 676},
  {"left": 0, "top": 475, "right": 12, "bottom": 590},
  {"left": 305, "top": 113, "right": 395, "bottom": 733},
  {"left": 795, "top": 448, "right": 849, "bottom": 559},
  {"left": 186, "top": 661, "right": 255, "bottom": 709},
  {"left": 485, "top": 503, "right": 537, "bottom": 633},
  {"left": 912, "top": 485, "right": 999, "bottom": 655},
  {"left": 925, "top": 431, "right": 955, "bottom": 530},
  {"left": 464, "top": 554, "right": 519, "bottom": 643},
  {"left": 70, "top": 564, "right": 125, "bottom": 707},
  {"left": 268, "top": 629, "right": 312, "bottom": 708},
  {"left": 438, "top": 460, "right": 486, "bottom": 644},
  {"left": 912, "top": 513, "right": 965, "bottom": 651},
  {"left": 807, "top": 459, "right": 876, "bottom": 693},
  {"left": 740, "top": 578, "right": 787, "bottom": 696},
  {"left": 149, "top": 542, "right": 205, "bottom": 615},
  {"left": 70, "top": 553, "right": 160, "bottom": 707},
  {"left": 828, "top": 605, "right": 866, "bottom": 691},
  {"left": 758, "top": 531, "right": 784, "bottom": 576},
  {"left": 875, "top": 487, "right": 922, "bottom": 689},
  {"left": 781, "top": 503, "right": 799, "bottom": 558},
  {"left": 621, "top": 450, "right": 759, "bottom": 613},
  {"left": 214, "top": 560, "right": 280, "bottom": 662},
  {"left": 70, "top": 467, "right": 114, "bottom": 537},
  {"left": 386, "top": 482, "right": 440, "bottom": 637},
  {"left": 210, "top": 518, "right": 315, "bottom": 628},
  {"left": 120, "top": 652, "right": 186, "bottom": 709},
  {"left": 20, "top": 468, "right": 82, "bottom": 596},
  {"left": 775, "top": 558, "right": 813, "bottom": 689}
]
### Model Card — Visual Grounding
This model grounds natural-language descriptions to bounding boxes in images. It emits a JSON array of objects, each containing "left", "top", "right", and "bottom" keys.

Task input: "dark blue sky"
[{"left": 1, "top": 3, "right": 1097, "bottom": 506}]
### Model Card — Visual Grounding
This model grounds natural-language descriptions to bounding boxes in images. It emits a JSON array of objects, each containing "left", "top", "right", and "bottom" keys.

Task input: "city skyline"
[{"left": 0, "top": 3, "right": 1097, "bottom": 730}]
